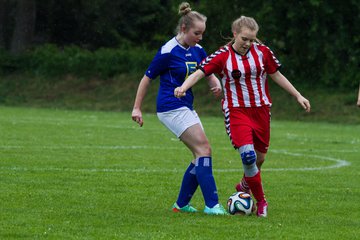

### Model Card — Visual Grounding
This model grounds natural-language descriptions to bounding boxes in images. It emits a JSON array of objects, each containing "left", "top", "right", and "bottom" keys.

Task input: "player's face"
[
  {"left": 233, "top": 27, "right": 257, "bottom": 55},
  {"left": 184, "top": 20, "right": 206, "bottom": 47}
]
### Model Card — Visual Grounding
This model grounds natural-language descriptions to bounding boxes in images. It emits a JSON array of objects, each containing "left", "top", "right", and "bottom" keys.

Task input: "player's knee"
[
  {"left": 241, "top": 151, "right": 256, "bottom": 165},
  {"left": 239, "top": 145, "right": 258, "bottom": 177},
  {"left": 257, "top": 158, "right": 265, "bottom": 168},
  {"left": 195, "top": 141, "right": 211, "bottom": 157},
  {"left": 239, "top": 144, "right": 256, "bottom": 165},
  {"left": 202, "top": 143, "right": 211, "bottom": 156},
  {"left": 256, "top": 152, "right": 266, "bottom": 168}
]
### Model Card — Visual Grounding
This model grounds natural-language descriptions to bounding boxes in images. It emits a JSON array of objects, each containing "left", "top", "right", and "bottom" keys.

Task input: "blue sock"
[
  {"left": 195, "top": 157, "right": 219, "bottom": 208},
  {"left": 176, "top": 162, "right": 198, "bottom": 208}
]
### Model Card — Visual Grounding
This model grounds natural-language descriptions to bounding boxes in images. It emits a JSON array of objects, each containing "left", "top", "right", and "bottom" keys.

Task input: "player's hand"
[
  {"left": 131, "top": 108, "right": 143, "bottom": 127},
  {"left": 174, "top": 87, "right": 186, "bottom": 98},
  {"left": 210, "top": 86, "right": 222, "bottom": 98},
  {"left": 297, "top": 96, "right": 311, "bottom": 113}
]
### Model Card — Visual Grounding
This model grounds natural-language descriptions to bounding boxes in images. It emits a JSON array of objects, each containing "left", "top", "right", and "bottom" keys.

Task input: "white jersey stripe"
[{"left": 247, "top": 53, "right": 261, "bottom": 106}]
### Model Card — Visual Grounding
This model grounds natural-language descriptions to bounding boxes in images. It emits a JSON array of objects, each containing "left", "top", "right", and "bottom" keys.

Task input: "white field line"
[
  {"left": 0, "top": 145, "right": 352, "bottom": 173},
  {"left": 2, "top": 117, "right": 360, "bottom": 144}
]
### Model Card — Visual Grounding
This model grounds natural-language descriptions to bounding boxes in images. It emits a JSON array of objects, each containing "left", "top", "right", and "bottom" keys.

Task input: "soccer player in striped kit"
[
  {"left": 174, "top": 16, "right": 311, "bottom": 217},
  {"left": 132, "top": 2, "right": 228, "bottom": 215}
]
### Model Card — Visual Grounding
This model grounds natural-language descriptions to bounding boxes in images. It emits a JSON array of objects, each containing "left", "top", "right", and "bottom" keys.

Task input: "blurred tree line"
[{"left": 0, "top": 0, "right": 359, "bottom": 89}]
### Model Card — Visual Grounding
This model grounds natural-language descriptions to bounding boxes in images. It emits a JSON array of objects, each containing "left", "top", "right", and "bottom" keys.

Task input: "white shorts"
[{"left": 157, "top": 107, "right": 203, "bottom": 138}]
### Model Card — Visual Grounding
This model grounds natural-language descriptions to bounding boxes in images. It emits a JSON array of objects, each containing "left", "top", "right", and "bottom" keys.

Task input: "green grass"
[{"left": 0, "top": 106, "right": 359, "bottom": 239}]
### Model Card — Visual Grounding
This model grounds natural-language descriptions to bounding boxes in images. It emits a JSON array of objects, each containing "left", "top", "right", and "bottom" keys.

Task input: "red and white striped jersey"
[{"left": 199, "top": 43, "right": 281, "bottom": 108}]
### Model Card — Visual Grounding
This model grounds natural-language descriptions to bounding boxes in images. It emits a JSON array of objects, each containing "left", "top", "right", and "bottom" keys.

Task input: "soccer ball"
[{"left": 227, "top": 191, "right": 254, "bottom": 215}]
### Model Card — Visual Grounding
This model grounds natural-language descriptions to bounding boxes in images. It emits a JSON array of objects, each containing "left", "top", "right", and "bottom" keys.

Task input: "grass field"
[{"left": 0, "top": 106, "right": 359, "bottom": 239}]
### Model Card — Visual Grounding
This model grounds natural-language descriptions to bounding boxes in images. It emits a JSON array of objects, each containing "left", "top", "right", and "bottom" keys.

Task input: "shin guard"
[
  {"left": 244, "top": 171, "right": 266, "bottom": 203},
  {"left": 176, "top": 162, "right": 198, "bottom": 208},
  {"left": 195, "top": 157, "right": 219, "bottom": 208}
]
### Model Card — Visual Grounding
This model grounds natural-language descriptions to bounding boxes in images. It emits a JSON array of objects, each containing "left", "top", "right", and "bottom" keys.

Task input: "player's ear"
[{"left": 181, "top": 24, "right": 187, "bottom": 33}]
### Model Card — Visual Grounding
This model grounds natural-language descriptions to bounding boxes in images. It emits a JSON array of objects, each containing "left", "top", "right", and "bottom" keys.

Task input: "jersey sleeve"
[
  {"left": 145, "top": 48, "right": 171, "bottom": 79},
  {"left": 199, "top": 47, "right": 207, "bottom": 62},
  {"left": 198, "top": 47, "right": 227, "bottom": 76},
  {"left": 262, "top": 46, "right": 281, "bottom": 74}
]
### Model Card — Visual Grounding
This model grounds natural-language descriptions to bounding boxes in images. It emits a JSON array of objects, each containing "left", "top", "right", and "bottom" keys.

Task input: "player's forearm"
[
  {"left": 182, "top": 69, "right": 205, "bottom": 91},
  {"left": 206, "top": 74, "right": 221, "bottom": 89},
  {"left": 270, "top": 72, "right": 302, "bottom": 98},
  {"left": 133, "top": 76, "right": 151, "bottom": 110}
]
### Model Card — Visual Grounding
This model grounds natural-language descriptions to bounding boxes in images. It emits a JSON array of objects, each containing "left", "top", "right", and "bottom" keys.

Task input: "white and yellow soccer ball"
[{"left": 227, "top": 191, "right": 254, "bottom": 215}]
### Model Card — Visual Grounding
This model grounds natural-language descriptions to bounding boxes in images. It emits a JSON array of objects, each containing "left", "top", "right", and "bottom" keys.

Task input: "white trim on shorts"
[{"left": 157, "top": 107, "right": 203, "bottom": 138}]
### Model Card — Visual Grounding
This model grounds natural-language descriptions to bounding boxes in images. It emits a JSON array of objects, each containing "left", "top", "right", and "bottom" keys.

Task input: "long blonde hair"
[{"left": 176, "top": 2, "right": 207, "bottom": 34}]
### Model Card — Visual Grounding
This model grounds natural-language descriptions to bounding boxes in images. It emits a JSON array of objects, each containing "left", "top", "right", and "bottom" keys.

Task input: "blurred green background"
[{"left": 0, "top": 0, "right": 359, "bottom": 123}]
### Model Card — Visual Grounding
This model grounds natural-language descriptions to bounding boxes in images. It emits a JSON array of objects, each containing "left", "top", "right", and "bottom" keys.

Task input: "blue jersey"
[{"left": 145, "top": 37, "right": 207, "bottom": 112}]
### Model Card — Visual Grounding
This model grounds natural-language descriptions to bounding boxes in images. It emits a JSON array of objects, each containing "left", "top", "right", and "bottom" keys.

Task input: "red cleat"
[{"left": 256, "top": 200, "right": 268, "bottom": 217}]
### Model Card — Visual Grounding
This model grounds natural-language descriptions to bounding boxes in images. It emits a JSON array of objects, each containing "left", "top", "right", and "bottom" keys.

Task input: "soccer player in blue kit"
[{"left": 132, "top": 2, "right": 227, "bottom": 215}]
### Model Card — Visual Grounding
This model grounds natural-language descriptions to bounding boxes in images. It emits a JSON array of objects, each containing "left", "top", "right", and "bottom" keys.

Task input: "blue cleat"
[{"left": 204, "top": 204, "right": 229, "bottom": 215}]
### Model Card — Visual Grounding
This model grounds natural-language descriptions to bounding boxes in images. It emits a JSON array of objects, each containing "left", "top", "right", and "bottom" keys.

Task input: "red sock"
[
  {"left": 240, "top": 175, "right": 249, "bottom": 189},
  {"left": 236, "top": 175, "right": 250, "bottom": 193},
  {"left": 244, "top": 171, "right": 266, "bottom": 203}
]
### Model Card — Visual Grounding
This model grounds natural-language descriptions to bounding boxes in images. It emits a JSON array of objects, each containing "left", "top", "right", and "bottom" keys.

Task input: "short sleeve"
[
  {"left": 262, "top": 46, "right": 281, "bottom": 74},
  {"left": 145, "top": 48, "right": 171, "bottom": 79},
  {"left": 199, "top": 47, "right": 228, "bottom": 76}
]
